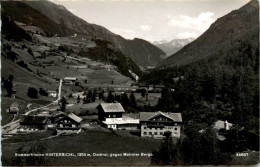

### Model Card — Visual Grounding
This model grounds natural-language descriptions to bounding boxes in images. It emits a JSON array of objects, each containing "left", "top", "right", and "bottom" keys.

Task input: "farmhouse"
[
  {"left": 63, "top": 77, "right": 77, "bottom": 85},
  {"left": 97, "top": 103, "right": 139, "bottom": 130},
  {"left": 9, "top": 101, "right": 19, "bottom": 114},
  {"left": 48, "top": 90, "right": 57, "bottom": 97},
  {"left": 56, "top": 113, "right": 82, "bottom": 133},
  {"left": 140, "top": 111, "right": 182, "bottom": 138},
  {"left": 18, "top": 116, "right": 50, "bottom": 133}
]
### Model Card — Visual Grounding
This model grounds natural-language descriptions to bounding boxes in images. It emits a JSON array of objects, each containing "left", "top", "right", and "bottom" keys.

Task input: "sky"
[{"left": 51, "top": 0, "right": 250, "bottom": 42}]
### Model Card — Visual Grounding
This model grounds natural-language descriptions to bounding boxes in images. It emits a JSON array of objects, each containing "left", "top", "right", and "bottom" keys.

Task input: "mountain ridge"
[
  {"left": 159, "top": 0, "right": 259, "bottom": 68},
  {"left": 11, "top": 0, "right": 165, "bottom": 69}
]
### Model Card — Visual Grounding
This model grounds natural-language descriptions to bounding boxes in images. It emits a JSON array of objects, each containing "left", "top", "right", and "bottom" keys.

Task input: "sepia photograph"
[{"left": 1, "top": 0, "right": 259, "bottom": 166}]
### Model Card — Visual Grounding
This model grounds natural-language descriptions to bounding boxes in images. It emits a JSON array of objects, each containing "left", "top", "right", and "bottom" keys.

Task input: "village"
[
  {"left": 2, "top": 75, "right": 237, "bottom": 144},
  {"left": 2, "top": 77, "right": 184, "bottom": 140}
]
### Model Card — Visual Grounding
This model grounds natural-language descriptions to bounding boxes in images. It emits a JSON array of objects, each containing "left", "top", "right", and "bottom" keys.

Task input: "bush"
[
  {"left": 39, "top": 88, "right": 48, "bottom": 96},
  {"left": 17, "top": 61, "right": 28, "bottom": 68},
  {"left": 27, "top": 87, "right": 38, "bottom": 98}
]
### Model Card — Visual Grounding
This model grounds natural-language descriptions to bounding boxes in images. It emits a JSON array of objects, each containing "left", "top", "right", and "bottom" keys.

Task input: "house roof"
[
  {"left": 10, "top": 101, "right": 19, "bottom": 108},
  {"left": 67, "top": 113, "right": 82, "bottom": 123},
  {"left": 20, "top": 116, "right": 48, "bottom": 124},
  {"left": 51, "top": 112, "right": 66, "bottom": 118},
  {"left": 99, "top": 103, "right": 125, "bottom": 113},
  {"left": 64, "top": 77, "right": 77, "bottom": 81},
  {"left": 140, "top": 111, "right": 182, "bottom": 122}
]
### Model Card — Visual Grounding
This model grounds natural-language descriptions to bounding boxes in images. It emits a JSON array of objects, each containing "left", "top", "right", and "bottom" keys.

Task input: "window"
[
  {"left": 149, "top": 132, "right": 152, "bottom": 135},
  {"left": 160, "top": 132, "right": 163, "bottom": 135},
  {"left": 160, "top": 128, "right": 163, "bottom": 130},
  {"left": 154, "top": 132, "right": 157, "bottom": 135},
  {"left": 144, "top": 132, "right": 147, "bottom": 135},
  {"left": 175, "top": 128, "right": 178, "bottom": 130},
  {"left": 144, "top": 127, "right": 147, "bottom": 129}
]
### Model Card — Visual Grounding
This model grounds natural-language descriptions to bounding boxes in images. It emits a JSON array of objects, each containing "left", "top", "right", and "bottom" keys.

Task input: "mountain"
[
  {"left": 159, "top": 0, "right": 259, "bottom": 67},
  {"left": 153, "top": 38, "right": 194, "bottom": 58},
  {"left": 2, "top": 1, "right": 165, "bottom": 69}
]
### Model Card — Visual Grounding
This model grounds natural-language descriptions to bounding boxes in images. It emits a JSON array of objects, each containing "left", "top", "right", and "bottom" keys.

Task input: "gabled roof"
[
  {"left": 20, "top": 116, "right": 48, "bottom": 124},
  {"left": 68, "top": 113, "right": 82, "bottom": 123},
  {"left": 55, "top": 113, "right": 82, "bottom": 123},
  {"left": 10, "top": 101, "right": 19, "bottom": 108},
  {"left": 99, "top": 103, "right": 125, "bottom": 113},
  {"left": 140, "top": 111, "right": 182, "bottom": 122},
  {"left": 51, "top": 112, "right": 66, "bottom": 118}
]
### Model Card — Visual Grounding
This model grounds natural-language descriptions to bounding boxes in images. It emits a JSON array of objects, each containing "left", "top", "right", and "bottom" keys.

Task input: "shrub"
[{"left": 27, "top": 87, "right": 38, "bottom": 98}]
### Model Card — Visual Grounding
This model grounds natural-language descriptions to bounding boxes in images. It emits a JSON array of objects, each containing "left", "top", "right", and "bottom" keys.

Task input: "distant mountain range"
[
  {"left": 159, "top": 0, "right": 259, "bottom": 67},
  {"left": 2, "top": 1, "right": 165, "bottom": 69},
  {"left": 153, "top": 38, "right": 194, "bottom": 58}
]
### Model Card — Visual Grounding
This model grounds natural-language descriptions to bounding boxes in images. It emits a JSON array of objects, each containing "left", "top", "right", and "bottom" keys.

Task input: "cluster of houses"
[
  {"left": 17, "top": 102, "right": 183, "bottom": 139},
  {"left": 17, "top": 112, "right": 82, "bottom": 134}
]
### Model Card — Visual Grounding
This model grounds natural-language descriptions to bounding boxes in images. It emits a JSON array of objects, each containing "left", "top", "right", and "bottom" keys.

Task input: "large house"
[
  {"left": 18, "top": 116, "right": 50, "bottom": 133},
  {"left": 97, "top": 103, "right": 139, "bottom": 130},
  {"left": 140, "top": 111, "right": 182, "bottom": 138},
  {"left": 56, "top": 113, "right": 82, "bottom": 133}
]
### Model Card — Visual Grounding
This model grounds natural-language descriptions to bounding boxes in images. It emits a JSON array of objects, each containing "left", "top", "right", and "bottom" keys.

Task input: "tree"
[
  {"left": 86, "top": 90, "right": 93, "bottom": 103},
  {"left": 60, "top": 97, "right": 67, "bottom": 112},
  {"left": 161, "top": 87, "right": 175, "bottom": 111},
  {"left": 3, "top": 76, "right": 13, "bottom": 97},
  {"left": 39, "top": 88, "right": 48, "bottom": 96},
  {"left": 92, "top": 89, "right": 97, "bottom": 102},
  {"left": 27, "top": 87, "right": 38, "bottom": 98},
  {"left": 106, "top": 91, "right": 114, "bottom": 103},
  {"left": 99, "top": 90, "right": 105, "bottom": 100},
  {"left": 121, "top": 93, "right": 129, "bottom": 108},
  {"left": 151, "top": 131, "right": 178, "bottom": 165},
  {"left": 129, "top": 91, "right": 137, "bottom": 108},
  {"left": 77, "top": 95, "right": 80, "bottom": 104}
]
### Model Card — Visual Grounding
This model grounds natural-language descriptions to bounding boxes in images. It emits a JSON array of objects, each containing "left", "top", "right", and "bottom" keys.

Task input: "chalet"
[
  {"left": 97, "top": 103, "right": 139, "bottom": 130},
  {"left": 48, "top": 90, "right": 57, "bottom": 97},
  {"left": 199, "top": 120, "right": 234, "bottom": 141},
  {"left": 56, "top": 113, "right": 82, "bottom": 133},
  {"left": 140, "top": 111, "right": 182, "bottom": 138},
  {"left": 18, "top": 116, "right": 49, "bottom": 133},
  {"left": 63, "top": 77, "right": 77, "bottom": 85},
  {"left": 9, "top": 101, "right": 19, "bottom": 114}
]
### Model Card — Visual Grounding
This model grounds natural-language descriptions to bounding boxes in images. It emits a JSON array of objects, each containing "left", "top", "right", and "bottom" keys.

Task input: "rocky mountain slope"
[
  {"left": 159, "top": 0, "right": 259, "bottom": 67},
  {"left": 2, "top": 1, "right": 165, "bottom": 69},
  {"left": 153, "top": 38, "right": 194, "bottom": 58}
]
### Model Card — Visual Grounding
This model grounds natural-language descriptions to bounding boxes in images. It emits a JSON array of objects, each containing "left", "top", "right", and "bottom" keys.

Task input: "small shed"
[{"left": 9, "top": 101, "right": 19, "bottom": 114}]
